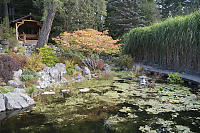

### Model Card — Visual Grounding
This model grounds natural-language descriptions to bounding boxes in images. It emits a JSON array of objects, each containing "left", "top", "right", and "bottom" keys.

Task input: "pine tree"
[
  {"left": 51, "top": 0, "right": 107, "bottom": 35},
  {"left": 105, "top": 0, "right": 146, "bottom": 39}
]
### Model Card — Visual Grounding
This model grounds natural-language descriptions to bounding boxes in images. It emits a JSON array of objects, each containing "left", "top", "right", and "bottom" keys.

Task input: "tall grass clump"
[{"left": 123, "top": 11, "right": 200, "bottom": 73}]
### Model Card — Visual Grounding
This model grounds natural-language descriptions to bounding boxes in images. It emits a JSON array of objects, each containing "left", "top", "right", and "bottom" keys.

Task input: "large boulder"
[
  {"left": 13, "top": 69, "right": 22, "bottom": 81},
  {"left": 7, "top": 80, "right": 25, "bottom": 88},
  {"left": 0, "top": 94, "right": 6, "bottom": 112},
  {"left": 4, "top": 92, "right": 34, "bottom": 110},
  {"left": 49, "top": 63, "right": 67, "bottom": 80},
  {"left": 55, "top": 63, "right": 67, "bottom": 75},
  {"left": 37, "top": 63, "right": 68, "bottom": 89}
]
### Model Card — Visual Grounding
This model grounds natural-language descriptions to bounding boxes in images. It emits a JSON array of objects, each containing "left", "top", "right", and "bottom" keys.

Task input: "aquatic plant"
[{"left": 167, "top": 72, "right": 184, "bottom": 84}]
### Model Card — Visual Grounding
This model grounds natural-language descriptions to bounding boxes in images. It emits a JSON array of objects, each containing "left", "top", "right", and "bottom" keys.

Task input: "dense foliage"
[
  {"left": 53, "top": 29, "right": 121, "bottom": 55},
  {"left": 156, "top": 0, "right": 199, "bottom": 19},
  {"left": 20, "top": 68, "right": 38, "bottom": 81},
  {"left": 51, "top": 0, "right": 107, "bottom": 36},
  {"left": 167, "top": 72, "right": 184, "bottom": 84},
  {"left": 25, "top": 53, "right": 44, "bottom": 71},
  {"left": 38, "top": 45, "right": 59, "bottom": 67},
  {"left": 123, "top": 11, "right": 200, "bottom": 72},
  {"left": 105, "top": 0, "right": 146, "bottom": 39},
  {"left": 0, "top": 56, "right": 20, "bottom": 82}
]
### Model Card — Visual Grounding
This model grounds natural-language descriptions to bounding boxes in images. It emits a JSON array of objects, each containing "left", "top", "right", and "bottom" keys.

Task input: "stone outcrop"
[
  {"left": 0, "top": 94, "right": 6, "bottom": 112},
  {"left": 7, "top": 80, "right": 25, "bottom": 88},
  {"left": 37, "top": 63, "right": 68, "bottom": 89},
  {"left": 0, "top": 92, "right": 34, "bottom": 111}
]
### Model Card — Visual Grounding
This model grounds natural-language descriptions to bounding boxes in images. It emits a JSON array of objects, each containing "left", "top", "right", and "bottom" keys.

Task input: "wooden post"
[{"left": 15, "top": 23, "right": 18, "bottom": 40}]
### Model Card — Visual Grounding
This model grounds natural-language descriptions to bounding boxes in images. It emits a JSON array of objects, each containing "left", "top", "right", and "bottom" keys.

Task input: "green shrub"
[
  {"left": 0, "top": 17, "right": 16, "bottom": 40},
  {"left": 25, "top": 53, "right": 44, "bottom": 71},
  {"left": 26, "top": 87, "right": 37, "bottom": 94},
  {"left": 7, "top": 36, "right": 19, "bottom": 48},
  {"left": 65, "top": 60, "right": 76, "bottom": 76},
  {"left": 167, "top": 72, "right": 184, "bottom": 84},
  {"left": 119, "top": 55, "right": 133, "bottom": 68},
  {"left": 0, "top": 87, "right": 13, "bottom": 94},
  {"left": 38, "top": 45, "right": 59, "bottom": 67},
  {"left": 21, "top": 68, "right": 38, "bottom": 81}
]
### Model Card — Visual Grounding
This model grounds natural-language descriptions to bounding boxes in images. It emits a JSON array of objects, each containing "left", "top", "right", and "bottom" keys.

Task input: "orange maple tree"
[{"left": 52, "top": 29, "right": 122, "bottom": 55}]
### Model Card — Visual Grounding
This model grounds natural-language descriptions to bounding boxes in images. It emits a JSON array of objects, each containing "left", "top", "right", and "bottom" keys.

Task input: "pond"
[{"left": 0, "top": 71, "right": 200, "bottom": 133}]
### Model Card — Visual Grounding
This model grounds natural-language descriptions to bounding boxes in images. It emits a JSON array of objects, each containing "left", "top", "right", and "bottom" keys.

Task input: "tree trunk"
[
  {"left": 35, "top": 1, "right": 56, "bottom": 50},
  {"left": 3, "top": 1, "right": 9, "bottom": 28}
]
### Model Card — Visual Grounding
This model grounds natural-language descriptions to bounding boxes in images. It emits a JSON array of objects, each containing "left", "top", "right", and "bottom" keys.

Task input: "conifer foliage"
[{"left": 106, "top": 0, "right": 146, "bottom": 39}]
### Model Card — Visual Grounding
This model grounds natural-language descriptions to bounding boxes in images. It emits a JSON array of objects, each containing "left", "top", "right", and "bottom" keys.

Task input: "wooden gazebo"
[{"left": 10, "top": 13, "right": 42, "bottom": 43}]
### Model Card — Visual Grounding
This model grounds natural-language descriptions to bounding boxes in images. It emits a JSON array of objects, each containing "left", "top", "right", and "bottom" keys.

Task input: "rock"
[
  {"left": 37, "top": 64, "right": 68, "bottom": 89},
  {"left": 7, "top": 80, "right": 25, "bottom": 88},
  {"left": 42, "top": 91, "right": 56, "bottom": 95},
  {"left": 55, "top": 63, "right": 67, "bottom": 74},
  {"left": 50, "top": 67, "right": 60, "bottom": 80},
  {"left": 79, "top": 88, "right": 90, "bottom": 93},
  {"left": 19, "top": 93, "right": 34, "bottom": 105},
  {"left": 13, "top": 69, "right": 23, "bottom": 81},
  {"left": 49, "top": 63, "right": 67, "bottom": 81},
  {"left": 82, "top": 67, "right": 91, "bottom": 80},
  {"left": 75, "top": 66, "right": 82, "bottom": 71},
  {"left": 104, "top": 64, "right": 111, "bottom": 73},
  {"left": 37, "top": 80, "right": 51, "bottom": 89},
  {"left": 82, "top": 67, "right": 91, "bottom": 75},
  {"left": 60, "top": 89, "right": 70, "bottom": 98},
  {"left": 12, "top": 88, "right": 26, "bottom": 93},
  {"left": 91, "top": 74, "right": 98, "bottom": 78},
  {"left": 0, "top": 94, "right": 6, "bottom": 112},
  {"left": 85, "top": 74, "right": 92, "bottom": 80},
  {"left": 4, "top": 92, "right": 34, "bottom": 110},
  {"left": 74, "top": 75, "right": 85, "bottom": 82}
]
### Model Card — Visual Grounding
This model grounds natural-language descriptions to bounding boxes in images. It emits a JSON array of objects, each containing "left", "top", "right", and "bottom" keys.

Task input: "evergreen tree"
[
  {"left": 14, "top": 0, "right": 42, "bottom": 20},
  {"left": 141, "top": 0, "right": 161, "bottom": 25},
  {"left": 51, "top": 0, "right": 107, "bottom": 36},
  {"left": 105, "top": 0, "right": 146, "bottom": 39},
  {"left": 156, "top": 0, "right": 200, "bottom": 19}
]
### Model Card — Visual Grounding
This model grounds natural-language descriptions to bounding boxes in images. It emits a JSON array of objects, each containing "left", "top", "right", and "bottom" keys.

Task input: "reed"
[{"left": 123, "top": 11, "right": 200, "bottom": 72}]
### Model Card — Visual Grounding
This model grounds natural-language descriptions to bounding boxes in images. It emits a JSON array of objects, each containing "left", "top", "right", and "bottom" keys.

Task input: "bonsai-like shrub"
[
  {"left": 0, "top": 56, "right": 20, "bottom": 82},
  {"left": 38, "top": 45, "right": 59, "bottom": 67}
]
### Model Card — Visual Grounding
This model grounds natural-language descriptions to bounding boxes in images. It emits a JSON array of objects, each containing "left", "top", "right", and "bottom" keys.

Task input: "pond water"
[{"left": 0, "top": 71, "right": 200, "bottom": 133}]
